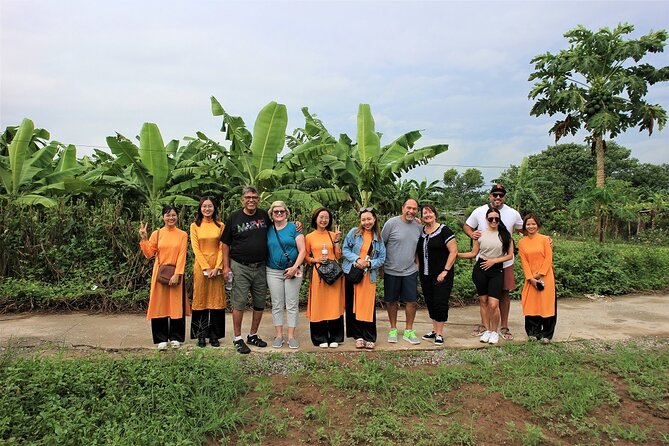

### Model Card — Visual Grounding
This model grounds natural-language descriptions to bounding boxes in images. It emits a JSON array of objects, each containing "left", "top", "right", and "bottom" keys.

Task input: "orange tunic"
[
  {"left": 140, "top": 226, "right": 189, "bottom": 320},
  {"left": 190, "top": 220, "right": 226, "bottom": 310},
  {"left": 353, "top": 231, "right": 376, "bottom": 322},
  {"left": 518, "top": 233, "right": 556, "bottom": 318},
  {"left": 305, "top": 230, "right": 344, "bottom": 322}
]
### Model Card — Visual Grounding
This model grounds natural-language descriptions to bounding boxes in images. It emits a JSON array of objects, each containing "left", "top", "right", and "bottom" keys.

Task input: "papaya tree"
[{"left": 528, "top": 23, "right": 669, "bottom": 241}]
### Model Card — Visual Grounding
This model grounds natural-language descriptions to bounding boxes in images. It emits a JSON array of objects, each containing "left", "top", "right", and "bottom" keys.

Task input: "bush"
[
  {"left": 1, "top": 200, "right": 667, "bottom": 313},
  {"left": 552, "top": 240, "right": 669, "bottom": 296},
  {"left": 0, "top": 199, "right": 155, "bottom": 312}
]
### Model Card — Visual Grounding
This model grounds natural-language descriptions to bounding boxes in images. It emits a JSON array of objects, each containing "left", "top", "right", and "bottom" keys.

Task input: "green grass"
[
  {"left": 591, "top": 342, "right": 669, "bottom": 411},
  {"left": 1, "top": 339, "right": 668, "bottom": 445}
]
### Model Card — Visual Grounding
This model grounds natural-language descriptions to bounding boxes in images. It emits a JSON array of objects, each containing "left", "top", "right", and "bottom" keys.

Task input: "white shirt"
[{"left": 465, "top": 204, "right": 522, "bottom": 268}]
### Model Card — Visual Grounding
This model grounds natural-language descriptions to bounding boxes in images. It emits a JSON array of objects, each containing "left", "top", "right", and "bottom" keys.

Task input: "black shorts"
[
  {"left": 383, "top": 272, "right": 418, "bottom": 303},
  {"left": 472, "top": 258, "right": 504, "bottom": 299}
]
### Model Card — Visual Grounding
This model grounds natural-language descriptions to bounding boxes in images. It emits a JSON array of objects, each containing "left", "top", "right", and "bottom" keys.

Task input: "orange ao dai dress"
[{"left": 140, "top": 226, "right": 189, "bottom": 320}]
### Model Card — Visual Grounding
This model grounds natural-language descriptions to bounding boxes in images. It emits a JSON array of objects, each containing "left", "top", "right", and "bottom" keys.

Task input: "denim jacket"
[{"left": 341, "top": 228, "right": 386, "bottom": 283}]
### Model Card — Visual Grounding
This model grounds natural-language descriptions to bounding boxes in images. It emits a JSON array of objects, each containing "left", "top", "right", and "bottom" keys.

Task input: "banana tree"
[
  {"left": 0, "top": 119, "right": 89, "bottom": 206},
  {"left": 208, "top": 97, "right": 349, "bottom": 212},
  {"left": 102, "top": 123, "right": 200, "bottom": 211},
  {"left": 296, "top": 104, "right": 450, "bottom": 210}
]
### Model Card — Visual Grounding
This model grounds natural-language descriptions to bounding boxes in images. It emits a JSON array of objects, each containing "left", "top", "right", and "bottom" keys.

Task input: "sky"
[{"left": 1, "top": 0, "right": 668, "bottom": 187}]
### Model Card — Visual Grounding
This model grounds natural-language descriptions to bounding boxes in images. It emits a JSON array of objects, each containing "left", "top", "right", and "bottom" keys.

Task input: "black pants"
[
  {"left": 310, "top": 316, "right": 344, "bottom": 346},
  {"left": 151, "top": 317, "right": 185, "bottom": 344},
  {"left": 190, "top": 309, "right": 226, "bottom": 341},
  {"left": 524, "top": 292, "right": 558, "bottom": 340},
  {"left": 345, "top": 279, "right": 377, "bottom": 342},
  {"left": 150, "top": 283, "right": 187, "bottom": 344},
  {"left": 419, "top": 272, "right": 453, "bottom": 323}
]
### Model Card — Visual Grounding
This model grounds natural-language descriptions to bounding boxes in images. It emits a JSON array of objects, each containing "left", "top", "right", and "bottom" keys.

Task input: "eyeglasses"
[
  {"left": 359, "top": 207, "right": 374, "bottom": 214},
  {"left": 487, "top": 217, "right": 500, "bottom": 223},
  {"left": 243, "top": 196, "right": 259, "bottom": 201},
  {"left": 492, "top": 193, "right": 505, "bottom": 198},
  {"left": 272, "top": 210, "right": 286, "bottom": 215}
]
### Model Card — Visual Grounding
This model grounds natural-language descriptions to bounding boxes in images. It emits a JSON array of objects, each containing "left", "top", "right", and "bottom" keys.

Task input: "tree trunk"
[{"left": 594, "top": 135, "right": 606, "bottom": 242}]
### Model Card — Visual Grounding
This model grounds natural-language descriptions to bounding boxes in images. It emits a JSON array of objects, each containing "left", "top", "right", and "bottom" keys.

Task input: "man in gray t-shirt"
[{"left": 381, "top": 199, "right": 423, "bottom": 345}]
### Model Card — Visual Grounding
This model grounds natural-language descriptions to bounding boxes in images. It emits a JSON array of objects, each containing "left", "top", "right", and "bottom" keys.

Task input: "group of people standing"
[{"left": 138, "top": 184, "right": 557, "bottom": 352}]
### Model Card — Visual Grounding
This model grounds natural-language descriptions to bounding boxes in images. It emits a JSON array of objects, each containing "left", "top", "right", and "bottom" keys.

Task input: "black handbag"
[
  {"left": 345, "top": 266, "right": 365, "bottom": 284},
  {"left": 345, "top": 239, "right": 374, "bottom": 284},
  {"left": 315, "top": 231, "right": 343, "bottom": 285},
  {"left": 316, "top": 260, "right": 344, "bottom": 285}
]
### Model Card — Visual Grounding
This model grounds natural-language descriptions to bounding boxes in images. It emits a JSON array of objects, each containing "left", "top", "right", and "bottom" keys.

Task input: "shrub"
[{"left": 1, "top": 200, "right": 667, "bottom": 312}]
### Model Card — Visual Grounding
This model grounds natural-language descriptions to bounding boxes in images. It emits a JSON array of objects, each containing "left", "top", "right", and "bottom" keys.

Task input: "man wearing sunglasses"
[{"left": 463, "top": 184, "right": 523, "bottom": 341}]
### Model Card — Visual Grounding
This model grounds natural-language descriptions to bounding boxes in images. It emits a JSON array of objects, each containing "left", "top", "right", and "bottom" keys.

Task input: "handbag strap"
[
  {"left": 156, "top": 227, "right": 162, "bottom": 265},
  {"left": 273, "top": 224, "right": 294, "bottom": 266},
  {"left": 326, "top": 231, "right": 336, "bottom": 252}
]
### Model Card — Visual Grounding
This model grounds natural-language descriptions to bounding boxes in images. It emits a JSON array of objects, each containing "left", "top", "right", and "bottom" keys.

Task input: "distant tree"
[
  {"left": 498, "top": 142, "right": 669, "bottom": 235},
  {"left": 408, "top": 179, "right": 443, "bottom": 205},
  {"left": 441, "top": 168, "right": 485, "bottom": 212},
  {"left": 528, "top": 23, "right": 669, "bottom": 241}
]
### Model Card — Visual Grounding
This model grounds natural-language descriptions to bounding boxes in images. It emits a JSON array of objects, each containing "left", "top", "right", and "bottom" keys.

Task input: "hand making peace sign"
[{"left": 139, "top": 222, "right": 149, "bottom": 240}]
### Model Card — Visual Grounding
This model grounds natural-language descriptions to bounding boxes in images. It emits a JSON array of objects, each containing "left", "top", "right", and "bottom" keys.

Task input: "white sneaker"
[
  {"left": 170, "top": 340, "right": 181, "bottom": 348},
  {"left": 319, "top": 342, "right": 329, "bottom": 348},
  {"left": 157, "top": 342, "right": 168, "bottom": 350},
  {"left": 479, "top": 331, "right": 492, "bottom": 343},
  {"left": 329, "top": 342, "right": 339, "bottom": 348},
  {"left": 488, "top": 331, "right": 499, "bottom": 345}
]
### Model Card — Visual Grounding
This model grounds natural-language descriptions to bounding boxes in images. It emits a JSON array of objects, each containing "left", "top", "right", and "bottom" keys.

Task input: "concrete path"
[{"left": 0, "top": 294, "right": 667, "bottom": 353}]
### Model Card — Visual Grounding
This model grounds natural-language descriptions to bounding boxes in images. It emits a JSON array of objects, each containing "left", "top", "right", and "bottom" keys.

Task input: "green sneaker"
[
  {"left": 403, "top": 329, "right": 420, "bottom": 345},
  {"left": 388, "top": 328, "right": 398, "bottom": 343}
]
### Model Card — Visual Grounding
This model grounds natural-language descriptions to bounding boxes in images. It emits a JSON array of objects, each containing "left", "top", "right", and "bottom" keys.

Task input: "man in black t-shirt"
[{"left": 221, "top": 186, "right": 271, "bottom": 354}]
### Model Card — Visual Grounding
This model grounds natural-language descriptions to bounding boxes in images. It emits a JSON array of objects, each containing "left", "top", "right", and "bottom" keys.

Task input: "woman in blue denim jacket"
[{"left": 342, "top": 208, "right": 387, "bottom": 349}]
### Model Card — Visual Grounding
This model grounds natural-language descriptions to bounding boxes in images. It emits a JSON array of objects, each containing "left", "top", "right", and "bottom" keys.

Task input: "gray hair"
[{"left": 241, "top": 186, "right": 259, "bottom": 196}]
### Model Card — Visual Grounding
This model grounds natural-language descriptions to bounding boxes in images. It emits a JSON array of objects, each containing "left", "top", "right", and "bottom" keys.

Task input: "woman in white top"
[{"left": 458, "top": 207, "right": 513, "bottom": 344}]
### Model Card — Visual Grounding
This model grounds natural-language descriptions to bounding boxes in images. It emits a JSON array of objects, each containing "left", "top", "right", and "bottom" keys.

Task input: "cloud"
[{"left": 2, "top": 0, "right": 667, "bottom": 180}]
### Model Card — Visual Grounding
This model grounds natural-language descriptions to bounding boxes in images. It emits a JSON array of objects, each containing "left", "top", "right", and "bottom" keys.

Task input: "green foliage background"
[{"left": 1, "top": 199, "right": 668, "bottom": 312}]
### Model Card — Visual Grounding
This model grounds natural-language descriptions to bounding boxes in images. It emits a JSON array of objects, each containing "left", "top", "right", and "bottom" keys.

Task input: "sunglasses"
[
  {"left": 487, "top": 217, "right": 500, "bottom": 223},
  {"left": 359, "top": 207, "right": 374, "bottom": 214},
  {"left": 243, "top": 196, "right": 259, "bottom": 201},
  {"left": 492, "top": 193, "right": 505, "bottom": 198},
  {"left": 272, "top": 210, "right": 286, "bottom": 215}
]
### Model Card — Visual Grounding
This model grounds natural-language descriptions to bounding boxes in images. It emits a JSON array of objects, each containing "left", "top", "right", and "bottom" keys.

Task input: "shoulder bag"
[
  {"left": 156, "top": 229, "right": 179, "bottom": 286},
  {"left": 315, "top": 231, "right": 343, "bottom": 285},
  {"left": 345, "top": 237, "right": 374, "bottom": 284}
]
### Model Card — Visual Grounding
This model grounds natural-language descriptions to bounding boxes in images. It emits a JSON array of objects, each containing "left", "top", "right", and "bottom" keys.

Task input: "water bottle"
[
  {"left": 225, "top": 271, "right": 233, "bottom": 291},
  {"left": 321, "top": 243, "right": 328, "bottom": 258}
]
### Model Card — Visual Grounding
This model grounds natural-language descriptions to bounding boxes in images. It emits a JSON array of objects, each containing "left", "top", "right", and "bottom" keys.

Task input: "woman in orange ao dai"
[
  {"left": 139, "top": 205, "right": 189, "bottom": 349},
  {"left": 190, "top": 197, "right": 226, "bottom": 348},
  {"left": 518, "top": 214, "right": 557, "bottom": 343},
  {"left": 304, "top": 207, "right": 344, "bottom": 348}
]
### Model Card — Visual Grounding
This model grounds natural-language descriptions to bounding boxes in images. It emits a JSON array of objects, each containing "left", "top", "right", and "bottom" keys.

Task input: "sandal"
[
  {"left": 500, "top": 327, "right": 514, "bottom": 340},
  {"left": 355, "top": 338, "right": 365, "bottom": 349},
  {"left": 471, "top": 324, "right": 486, "bottom": 337},
  {"left": 364, "top": 341, "right": 375, "bottom": 349}
]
